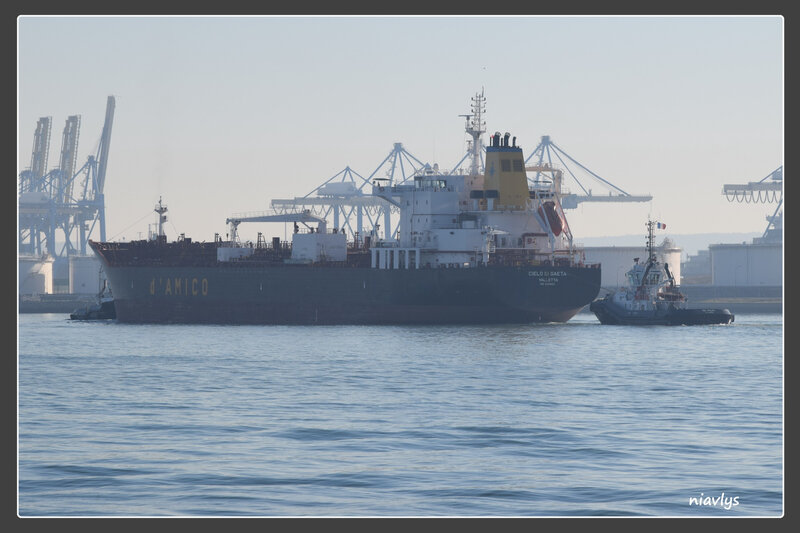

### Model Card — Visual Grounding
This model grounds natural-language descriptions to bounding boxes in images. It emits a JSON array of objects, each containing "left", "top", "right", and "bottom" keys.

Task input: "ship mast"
[
  {"left": 646, "top": 219, "right": 656, "bottom": 264},
  {"left": 461, "top": 88, "right": 486, "bottom": 177},
  {"left": 154, "top": 197, "right": 168, "bottom": 240}
]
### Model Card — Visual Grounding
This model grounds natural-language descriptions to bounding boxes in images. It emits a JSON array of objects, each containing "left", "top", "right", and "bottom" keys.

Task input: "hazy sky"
[{"left": 17, "top": 15, "right": 783, "bottom": 246}]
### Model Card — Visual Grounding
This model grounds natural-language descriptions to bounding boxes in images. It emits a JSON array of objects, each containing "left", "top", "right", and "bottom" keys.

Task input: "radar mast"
[
  {"left": 154, "top": 197, "right": 168, "bottom": 240},
  {"left": 462, "top": 88, "right": 486, "bottom": 177}
]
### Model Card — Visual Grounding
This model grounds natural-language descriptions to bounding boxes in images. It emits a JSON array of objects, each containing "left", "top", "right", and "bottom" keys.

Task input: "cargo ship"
[
  {"left": 589, "top": 220, "right": 734, "bottom": 325},
  {"left": 90, "top": 102, "right": 601, "bottom": 324}
]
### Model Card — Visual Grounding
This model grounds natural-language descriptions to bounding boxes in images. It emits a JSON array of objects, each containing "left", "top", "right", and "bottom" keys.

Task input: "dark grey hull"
[
  {"left": 100, "top": 263, "right": 601, "bottom": 325},
  {"left": 589, "top": 297, "right": 734, "bottom": 326}
]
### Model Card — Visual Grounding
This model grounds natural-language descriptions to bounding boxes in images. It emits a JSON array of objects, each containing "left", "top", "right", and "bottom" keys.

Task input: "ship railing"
[
  {"left": 372, "top": 239, "right": 400, "bottom": 248},
  {"left": 292, "top": 228, "right": 347, "bottom": 236}
]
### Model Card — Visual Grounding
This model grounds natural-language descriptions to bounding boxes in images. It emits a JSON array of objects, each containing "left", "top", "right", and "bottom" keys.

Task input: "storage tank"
[
  {"left": 69, "top": 255, "right": 104, "bottom": 294},
  {"left": 582, "top": 238, "right": 682, "bottom": 288},
  {"left": 709, "top": 242, "right": 782, "bottom": 286},
  {"left": 19, "top": 256, "right": 54, "bottom": 294}
]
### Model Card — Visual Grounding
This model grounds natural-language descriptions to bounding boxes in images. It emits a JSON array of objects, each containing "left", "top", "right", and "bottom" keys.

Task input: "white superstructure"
[{"left": 368, "top": 131, "right": 580, "bottom": 270}]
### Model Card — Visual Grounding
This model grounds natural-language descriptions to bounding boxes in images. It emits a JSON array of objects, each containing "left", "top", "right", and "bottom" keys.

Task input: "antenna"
[{"left": 646, "top": 219, "right": 656, "bottom": 264}]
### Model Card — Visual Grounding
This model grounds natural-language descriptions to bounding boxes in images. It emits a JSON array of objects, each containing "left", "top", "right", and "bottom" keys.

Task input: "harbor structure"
[
  {"left": 675, "top": 166, "right": 783, "bottom": 313},
  {"left": 18, "top": 96, "right": 115, "bottom": 300}
]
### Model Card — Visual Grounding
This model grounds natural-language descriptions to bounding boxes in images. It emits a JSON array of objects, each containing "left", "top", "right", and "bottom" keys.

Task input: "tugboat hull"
[
  {"left": 590, "top": 298, "right": 733, "bottom": 326},
  {"left": 69, "top": 300, "right": 117, "bottom": 321},
  {"left": 665, "top": 307, "right": 735, "bottom": 325}
]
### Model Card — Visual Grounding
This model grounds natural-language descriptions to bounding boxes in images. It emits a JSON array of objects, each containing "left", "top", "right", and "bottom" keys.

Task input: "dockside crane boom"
[
  {"left": 723, "top": 165, "right": 783, "bottom": 241},
  {"left": 30, "top": 117, "right": 52, "bottom": 185},
  {"left": 96, "top": 95, "right": 115, "bottom": 196},
  {"left": 58, "top": 115, "right": 81, "bottom": 205},
  {"left": 525, "top": 135, "right": 653, "bottom": 209}
]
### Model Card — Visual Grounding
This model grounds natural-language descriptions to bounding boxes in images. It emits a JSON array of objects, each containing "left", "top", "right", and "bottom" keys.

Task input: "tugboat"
[
  {"left": 69, "top": 279, "right": 116, "bottom": 321},
  {"left": 589, "top": 220, "right": 734, "bottom": 325}
]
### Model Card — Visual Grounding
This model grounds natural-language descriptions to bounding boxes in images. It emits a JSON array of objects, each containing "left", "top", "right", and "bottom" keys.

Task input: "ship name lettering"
[
  {"left": 528, "top": 271, "right": 568, "bottom": 277},
  {"left": 150, "top": 277, "right": 207, "bottom": 296},
  {"left": 190, "top": 278, "right": 208, "bottom": 296}
]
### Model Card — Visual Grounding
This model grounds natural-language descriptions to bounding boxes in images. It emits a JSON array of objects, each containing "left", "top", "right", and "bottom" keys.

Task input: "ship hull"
[
  {"left": 589, "top": 298, "right": 734, "bottom": 326},
  {"left": 100, "top": 263, "right": 601, "bottom": 325}
]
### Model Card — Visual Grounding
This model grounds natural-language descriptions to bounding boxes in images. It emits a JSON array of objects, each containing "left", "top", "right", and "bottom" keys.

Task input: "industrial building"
[
  {"left": 682, "top": 168, "right": 782, "bottom": 289},
  {"left": 709, "top": 241, "right": 782, "bottom": 287},
  {"left": 677, "top": 168, "right": 783, "bottom": 313}
]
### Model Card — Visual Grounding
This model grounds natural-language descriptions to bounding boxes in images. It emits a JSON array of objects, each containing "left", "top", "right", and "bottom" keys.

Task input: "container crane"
[
  {"left": 268, "top": 143, "right": 427, "bottom": 241},
  {"left": 525, "top": 135, "right": 653, "bottom": 209},
  {"left": 723, "top": 166, "right": 783, "bottom": 241},
  {"left": 18, "top": 96, "right": 115, "bottom": 259}
]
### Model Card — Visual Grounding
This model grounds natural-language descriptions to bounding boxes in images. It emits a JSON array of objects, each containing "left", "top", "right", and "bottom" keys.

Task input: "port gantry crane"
[
  {"left": 723, "top": 165, "right": 783, "bottom": 241},
  {"left": 263, "top": 142, "right": 429, "bottom": 242},
  {"left": 18, "top": 96, "right": 115, "bottom": 259},
  {"left": 245, "top": 90, "right": 653, "bottom": 244},
  {"left": 523, "top": 135, "right": 653, "bottom": 209},
  {"left": 449, "top": 90, "right": 652, "bottom": 210}
]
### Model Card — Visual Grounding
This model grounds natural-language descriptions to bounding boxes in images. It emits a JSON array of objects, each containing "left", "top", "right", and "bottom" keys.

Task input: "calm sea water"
[{"left": 17, "top": 312, "right": 783, "bottom": 517}]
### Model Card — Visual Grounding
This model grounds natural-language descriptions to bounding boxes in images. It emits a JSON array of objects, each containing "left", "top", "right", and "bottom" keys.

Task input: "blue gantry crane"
[{"left": 18, "top": 96, "right": 115, "bottom": 262}]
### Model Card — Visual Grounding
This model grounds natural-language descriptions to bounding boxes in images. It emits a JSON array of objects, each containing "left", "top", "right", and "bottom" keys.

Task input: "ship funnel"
[{"left": 483, "top": 131, "right": 528, "bottom": 211}]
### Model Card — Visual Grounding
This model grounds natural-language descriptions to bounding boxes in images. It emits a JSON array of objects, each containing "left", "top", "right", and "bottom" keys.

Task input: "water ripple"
[{"left": 18, "top": 313, "right": 783, "bottom": 517}]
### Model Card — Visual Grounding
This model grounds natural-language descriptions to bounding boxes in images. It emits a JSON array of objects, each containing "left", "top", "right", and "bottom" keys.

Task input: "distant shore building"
[
  {"left": 681, "top": 249, "right": 711, "bottom": 285},
  {"left": 708, "top": 241, "right": 782, "bottom": 286},
  {"left": 681, "top": 215, "right": 782, "bottom": 288}
]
